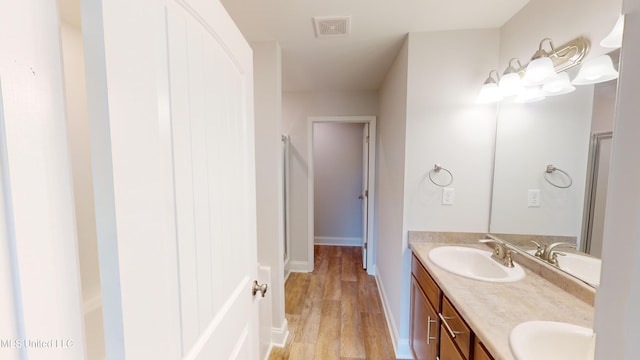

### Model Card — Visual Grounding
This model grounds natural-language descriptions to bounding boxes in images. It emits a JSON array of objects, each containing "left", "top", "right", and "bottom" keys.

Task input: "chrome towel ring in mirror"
[
  {"left": 428, "top": 164, "right": 453, "bottom": 187},
  {"left": 544, "top": 164, "right": 573, "bottom": 188}
]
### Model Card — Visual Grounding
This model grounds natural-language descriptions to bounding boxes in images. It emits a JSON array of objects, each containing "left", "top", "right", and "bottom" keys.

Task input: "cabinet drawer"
[
  {"left": 410, "top": 277, "right": 439, "bottom": 360},
  {"left": 412, "top": 254, "right": 441, "bottom": 310},
  {"left": 440, "top": 297, "right": 472, "bottom": 359},
  {"left": 473, "top": 338, "right": 494, "bottom": 360},
  {"left": 439, "top": 324, "right": 465, "bottom": 360}
]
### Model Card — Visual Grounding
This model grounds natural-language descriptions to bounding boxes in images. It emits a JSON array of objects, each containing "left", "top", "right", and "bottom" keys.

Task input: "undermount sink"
[
  {"left": 527, "top": 250, "right": 602, "bottom": 286},
  {"left": 509, "top": 321, "right": 595, "bottom": 360},
  {"left": 428, "top": 246, "right": 525, "bottom": 282}
]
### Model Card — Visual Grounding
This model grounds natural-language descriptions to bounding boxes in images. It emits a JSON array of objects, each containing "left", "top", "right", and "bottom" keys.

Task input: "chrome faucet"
[
  {"left": 479, "top": 238, "right": 515, "bottom": 268},
  {"left": 531, "top": 241, "right": 576, "bottom": 266}
]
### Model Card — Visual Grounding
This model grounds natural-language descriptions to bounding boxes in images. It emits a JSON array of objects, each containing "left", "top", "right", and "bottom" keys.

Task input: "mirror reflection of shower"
[
  {"left": 281, "top": 135, "right": 291, "bottom": 275},
  {"left": 581, "top": 132, "right": 612, "bottom": 257}
]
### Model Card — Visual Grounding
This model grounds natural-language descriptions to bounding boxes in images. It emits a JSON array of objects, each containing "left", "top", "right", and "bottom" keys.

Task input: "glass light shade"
[
  {"left": 572, "top": 55, "right": 619, "bottom": 85},
  {"left": 515, "top": 86, "right": 545, "bottom": 103},
  {"left": 476, "top": 83, "right": 503, "bottom": 104},
  {"left": 498, "top": 72, "right": 523, "bottom": 96},
  {"left": 600, "top": 14, "right": 625, "bottom": 49},
  {"left": 541, "top": 72, "right": 576, "bottom": 96},
  {"left": 522, "top": 57, "right": 557, "bottom": 86}
]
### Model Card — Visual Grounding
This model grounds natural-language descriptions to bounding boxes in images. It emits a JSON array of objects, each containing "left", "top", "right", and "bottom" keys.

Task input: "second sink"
[
  {"left": 428, "top": 246, "right": 525, "bottom": 282},
  {"left": 509, "top": 320, "right": 595, "bottom": 360}
]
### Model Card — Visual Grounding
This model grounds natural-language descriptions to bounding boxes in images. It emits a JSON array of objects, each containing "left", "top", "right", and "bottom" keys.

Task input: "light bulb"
[{"left": 522, "top": 57, "right": 557, "bottom": 86}]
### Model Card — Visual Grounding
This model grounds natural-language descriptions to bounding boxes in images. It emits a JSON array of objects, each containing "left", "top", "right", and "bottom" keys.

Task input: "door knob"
[{"left": 252, "top": 280, "right": 268, "bottom": 297}]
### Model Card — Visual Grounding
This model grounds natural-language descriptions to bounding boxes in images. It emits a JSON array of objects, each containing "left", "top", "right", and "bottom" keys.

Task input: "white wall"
[
  {"left": 375, "top": 37, "right": 409, "bottom": 357},
  {"left": 59, "top": 22, "right": 105, "bottom": 360},
  {"left": 595, "top": 0, "right": 640, "bottom": 357},
  {"left": 313, "top": 122, "right": 364, "bottom": 245},
  {"left": 282, "top": 91, "right": 378, "bottom": 270},
  {"left": 404, "top": 30, "right": 499, "bottom": 234},
  {"left": 490, "top": 85, "right": 594, "bottom": 238},
  {"left": 251, "top": 41, "right": 288, "bottom": 355}
]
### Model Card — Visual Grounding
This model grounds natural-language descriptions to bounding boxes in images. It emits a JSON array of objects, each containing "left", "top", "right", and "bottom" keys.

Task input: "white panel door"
[
  {"left": 361, "top": 123, "right": 369, "bottom": 269},
  {"left": 82, "top": 0, "right": 259, "bottom": 358}
]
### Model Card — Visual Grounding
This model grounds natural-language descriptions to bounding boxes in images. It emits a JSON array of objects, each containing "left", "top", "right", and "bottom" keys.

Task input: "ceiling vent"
[{"left": 313, "top": 16, "right": 351, "bottom": 38}]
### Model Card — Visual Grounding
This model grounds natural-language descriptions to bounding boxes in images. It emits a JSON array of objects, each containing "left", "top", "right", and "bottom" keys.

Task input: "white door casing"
[
  {"left": 82, "top": 0, "right": 259, "bottom": 359},
  {"left": 0, "top": 1, "right": 86, "bottom": 359},
  {"left": 307, "top": 116, "right": 377, "bottom": 275},
  {"left": 361, "top": 123, "right": 370, "bottom": 269}
]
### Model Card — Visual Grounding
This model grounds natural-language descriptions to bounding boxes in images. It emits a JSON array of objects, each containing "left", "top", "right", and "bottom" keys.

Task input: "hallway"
[{"left": 269, "top": 246, "right": 395, "bottom": 360}]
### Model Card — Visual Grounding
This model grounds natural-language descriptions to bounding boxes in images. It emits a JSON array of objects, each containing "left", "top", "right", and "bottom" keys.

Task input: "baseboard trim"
[
  {"left": 375, "top": 272, "right": 412, "bottom": 359},
  {"left": 286, "top": 260, "right": 310, "bottom": 273},
  {"left": 262, "top": 343, "right": 274, "bottom": 360},
  {"left": 314, "top": 236, "right": 361, "bottom": 247},
  {"left": 271, "top": 318, "right": 289, "bottom": 347}
]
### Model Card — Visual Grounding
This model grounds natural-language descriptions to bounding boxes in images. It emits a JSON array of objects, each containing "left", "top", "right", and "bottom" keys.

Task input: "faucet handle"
[
  {"left": 503, "top": 250, "right": 515, "bottom": 268},
  {"left": 530, "top": 240, "right": 544, "bottom": 257}
]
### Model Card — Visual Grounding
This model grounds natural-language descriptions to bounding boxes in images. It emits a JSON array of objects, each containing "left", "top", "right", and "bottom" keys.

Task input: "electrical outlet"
[
  {"left": 528, "top": 189, "right": 541, "bottom": 207},
  {"left": 442, "top": 188, "right": 454, "bottom": 205}
]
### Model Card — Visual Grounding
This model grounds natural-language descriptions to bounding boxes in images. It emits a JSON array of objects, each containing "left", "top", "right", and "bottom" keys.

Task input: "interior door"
[
  {"left": 361, "top": 123, "right": 369, "bottom": 269},
  {"left": 82, "top": 0, "right": 259, "bottom": 358}
]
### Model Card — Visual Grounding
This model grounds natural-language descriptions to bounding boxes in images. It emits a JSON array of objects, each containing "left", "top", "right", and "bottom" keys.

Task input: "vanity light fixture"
[
  {"left": 522, "top": 38, "right": 558, "bottom": 86},
  {"left": 572, "top": 54, "right": 619, "bottom": 85},
  {"left": 476, "top": 70, "right": 503, "bottom": 104},
  {"left": 601, "top": 14, "right": 625, "bottom": 48},
  {"left": 541, "top": 72, "right": 576, "bottom": 96},
  {"left": 477, "top": 36, "right": 589, "bottom": 104},
  {"left": 498, "top": 58, "right": 524, "bottom": 96}
]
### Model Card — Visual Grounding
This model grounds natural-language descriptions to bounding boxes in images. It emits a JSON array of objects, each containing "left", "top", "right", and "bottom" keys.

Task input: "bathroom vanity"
[
  {"left": 410, "top": 252, "right": 493, "bottom": 360},
  {"left": 409, "top": 236, "right": 594, "bottom": 360}
]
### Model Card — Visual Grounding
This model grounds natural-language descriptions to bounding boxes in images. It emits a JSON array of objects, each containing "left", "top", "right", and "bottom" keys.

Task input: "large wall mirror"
[{"left": 488, "top": 48, "right": 620, "bottom": 288}]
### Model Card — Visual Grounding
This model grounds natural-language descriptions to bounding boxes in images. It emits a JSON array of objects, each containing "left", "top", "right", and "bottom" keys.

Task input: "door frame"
[
  {"left": 580, "top": 131, "right": 613, "bottom": 255},
  {"left": 307, "top": 116, "right": 377, "bottom": 275}
]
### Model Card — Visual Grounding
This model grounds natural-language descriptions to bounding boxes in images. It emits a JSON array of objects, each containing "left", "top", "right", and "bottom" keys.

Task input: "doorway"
[{"left": 307, "top": 116, "right": 376, "bottom": 275}]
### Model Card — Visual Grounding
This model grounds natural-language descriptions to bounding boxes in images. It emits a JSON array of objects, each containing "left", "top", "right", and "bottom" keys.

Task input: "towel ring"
[
  {"left": 428, "top": 164, "right": 453, "bottom": 187},
  {"left": 544, "top": 165, "right": 573, "bottom": 189}
]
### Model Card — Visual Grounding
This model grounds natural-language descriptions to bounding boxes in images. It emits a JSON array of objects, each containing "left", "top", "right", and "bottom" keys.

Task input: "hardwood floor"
[{"left": 268, "top": 245, "right": 395, "bottom": 360}]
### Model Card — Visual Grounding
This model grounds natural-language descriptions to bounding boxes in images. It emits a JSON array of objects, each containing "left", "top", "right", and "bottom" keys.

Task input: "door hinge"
[
  {"left": 364, "top": 190, "right": 368, "bottom": 198},
  {"left": 365, "top": 136, "right": 370, "bottom": 144},
  {"left": 364, "top": 242, "right": 368, "bottom": 250}
]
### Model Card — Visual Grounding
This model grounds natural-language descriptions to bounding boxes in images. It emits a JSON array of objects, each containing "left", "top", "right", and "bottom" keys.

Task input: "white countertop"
[{"left": 409, "top": 241, "right": 594, "bottom": 360}]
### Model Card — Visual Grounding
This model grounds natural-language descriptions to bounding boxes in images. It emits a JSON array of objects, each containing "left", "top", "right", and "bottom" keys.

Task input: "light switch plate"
[
  {"left": 528, "top": 189, "right": 541, "bottom": 207},
  {"left": 442, "top": 188, "right": 454, "bottom": 205}
]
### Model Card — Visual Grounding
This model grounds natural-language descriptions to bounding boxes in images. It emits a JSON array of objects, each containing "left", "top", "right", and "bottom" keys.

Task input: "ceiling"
[
  {"left": 58, "top": 0, "right": 530, "bottom": 92},
  {"left": 220, "top": 0, "right": 530, "bottom": 92}
]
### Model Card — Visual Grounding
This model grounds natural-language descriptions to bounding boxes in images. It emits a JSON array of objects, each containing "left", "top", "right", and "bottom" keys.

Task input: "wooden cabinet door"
[
  {"left": 473, "top": 338, "right": 494, "bottom": 360},
  {"left": 410, "top": 277, "right": 439, "bottom": 360},
  {"left": 439, "top": 325, "right": 465, "bottom": 360}
]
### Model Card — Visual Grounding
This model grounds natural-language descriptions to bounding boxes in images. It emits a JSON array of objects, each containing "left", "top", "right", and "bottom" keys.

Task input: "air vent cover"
[{"left": 313, "top": 16, "right": 351, "bottom": 38}]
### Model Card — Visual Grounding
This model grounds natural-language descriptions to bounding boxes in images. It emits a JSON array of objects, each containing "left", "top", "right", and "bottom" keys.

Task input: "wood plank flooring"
[{"left": 268, "top": 245, "right": 395, "bottom": 360}]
